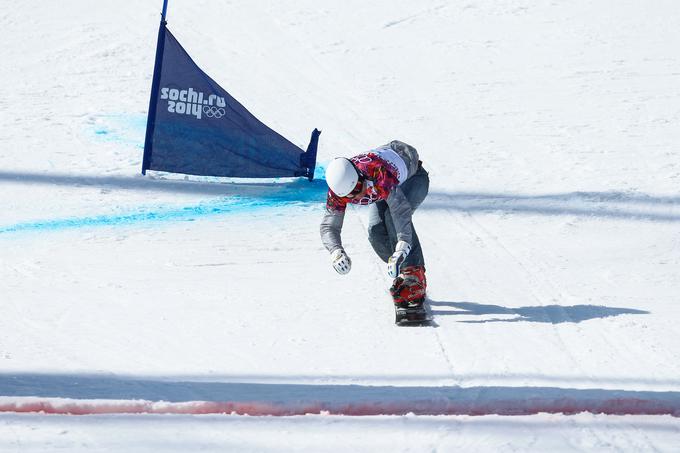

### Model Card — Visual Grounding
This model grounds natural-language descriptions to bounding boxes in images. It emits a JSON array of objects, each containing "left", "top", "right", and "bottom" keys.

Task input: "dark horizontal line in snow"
[
  {"left": 2, "top": 171, "right": 680, "bottom": 235},
  {"left": 0, "top": 374, "right": 679, "bottom": 417},
  {"left": 0, "top": 170, "right": 327, "bottom": 198}
]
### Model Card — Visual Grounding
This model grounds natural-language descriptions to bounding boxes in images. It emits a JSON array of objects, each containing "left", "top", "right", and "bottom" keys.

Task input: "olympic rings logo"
[
  {"left": 203, "top": 106, "right": 226, "bottom": 118},
  {"left": 354, "top": 193, "right": 378, "bottom": 206},
  {"left": 352, "top": 183, "right": 378, "bottom": 206},
  {"left": 352, "top": 154, "right": 373, "bottom": 164}
]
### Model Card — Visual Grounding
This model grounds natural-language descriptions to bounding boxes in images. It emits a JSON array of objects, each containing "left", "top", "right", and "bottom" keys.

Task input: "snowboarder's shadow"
[{"left": 427, "top": 300, "right": 649, "bottom": 324}]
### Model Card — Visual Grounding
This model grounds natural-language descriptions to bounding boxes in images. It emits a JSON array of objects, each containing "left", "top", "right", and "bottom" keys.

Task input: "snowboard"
[{"left": 394, "top": 300, "right": 432, "bottom": 325}]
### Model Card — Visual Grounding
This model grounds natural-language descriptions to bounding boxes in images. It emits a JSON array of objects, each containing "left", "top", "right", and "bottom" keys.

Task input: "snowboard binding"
[{"left": 394, "top": 300, "right": 429, "bottom": 325}]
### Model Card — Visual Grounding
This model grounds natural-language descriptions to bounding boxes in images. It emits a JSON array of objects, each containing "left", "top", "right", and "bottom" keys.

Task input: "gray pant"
[{"left": 367, "top": 164, "right": 429, "bottom": 268}]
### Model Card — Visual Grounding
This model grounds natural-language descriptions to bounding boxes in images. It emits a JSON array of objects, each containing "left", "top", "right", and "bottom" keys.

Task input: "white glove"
[
  {"left": 330, "top": 248, "right": 352, "bottom": 275},
  {"left": 387, "top": 240, "right": 411, "bottom": 278}
]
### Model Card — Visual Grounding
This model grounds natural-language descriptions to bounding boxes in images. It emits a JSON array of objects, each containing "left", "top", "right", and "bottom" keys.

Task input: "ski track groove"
[
  {"left": 445, "top": 209, "right": 578, "bottom": 383},
  {"left": 457, "top": 210, "right": 587, "bottom": 376},
  {"left": 425, "top": 213, "right": 480, "bottom": 384},
  {"left": 639, "top": 422, "right": 658, "bottom": 451},
  {"left": 480, "top": 218, "right": 643, "bottom": 385},
  {"left": 349, "top": 202, "right": 458, "bottom": 380},
  {"left": 432, "top": 330, "right": 456, "bottom": 380},
  {"left": 465, "top": 211, "right": 652, "bottom": 387}
]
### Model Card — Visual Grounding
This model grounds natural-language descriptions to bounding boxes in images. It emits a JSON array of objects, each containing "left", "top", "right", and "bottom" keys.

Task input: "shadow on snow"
[
  {"left": 1, "top": 170, "right": 680, "bottom": 235},
  {"left": 0, "top": 170, "right": 328, "bottom": 200},
  {"left": 0, "top": 373, "right": 678, "bottom": 417},
  {"left": 428, "top": 300, "right": 649, "bottom": 324},
  {"left": 421, "top": 191, "right": 680, "bottom": 222},
  {"left": 2, "top": 170, "right": 680, "bottom": 222}
]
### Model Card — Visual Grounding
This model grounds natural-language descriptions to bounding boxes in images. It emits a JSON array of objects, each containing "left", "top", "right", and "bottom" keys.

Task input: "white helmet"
[{"left": 326, "top": 158, "right": 360, "bottom": 197}]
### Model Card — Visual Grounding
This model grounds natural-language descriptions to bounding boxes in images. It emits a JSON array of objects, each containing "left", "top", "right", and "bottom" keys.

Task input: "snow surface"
[{"left": 2, "top": 0, "right": 680, "bottom": 450}]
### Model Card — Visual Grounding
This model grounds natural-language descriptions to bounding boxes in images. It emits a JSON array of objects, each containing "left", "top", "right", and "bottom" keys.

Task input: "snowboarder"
[{"left": 320, "top": 140, "right": 430, "bottom": 321}]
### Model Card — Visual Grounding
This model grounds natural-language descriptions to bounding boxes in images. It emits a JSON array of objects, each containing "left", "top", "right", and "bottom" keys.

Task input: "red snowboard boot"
[{"left": 390, "top": 265, "right": 427, "bottom": 307}]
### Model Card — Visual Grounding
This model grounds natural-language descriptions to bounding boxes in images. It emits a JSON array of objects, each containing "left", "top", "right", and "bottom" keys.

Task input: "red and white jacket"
[{"left": 320, "top": 140, "right": 420, "bottom": 253}]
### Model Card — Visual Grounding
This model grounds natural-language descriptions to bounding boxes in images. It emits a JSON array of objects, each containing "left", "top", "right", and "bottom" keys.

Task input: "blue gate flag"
[{"left": 142, "top": 20, "right": 319, "bottom": 180}]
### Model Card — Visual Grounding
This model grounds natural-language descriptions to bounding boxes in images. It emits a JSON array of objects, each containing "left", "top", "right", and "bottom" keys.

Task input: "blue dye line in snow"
[
  {"left": 0, "top": 199, "right": 288, "bottom": 235},
  {"left": 0, "top": 202, "right": 231, "bottom": 235},
  {"left": 0, "top": 178, "right": 329, "bottom": 236}
]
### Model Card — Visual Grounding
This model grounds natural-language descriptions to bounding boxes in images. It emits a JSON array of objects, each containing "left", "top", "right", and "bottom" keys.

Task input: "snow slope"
[{"left": 1, "top": 0, "right": 680, "bottom": 450}]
